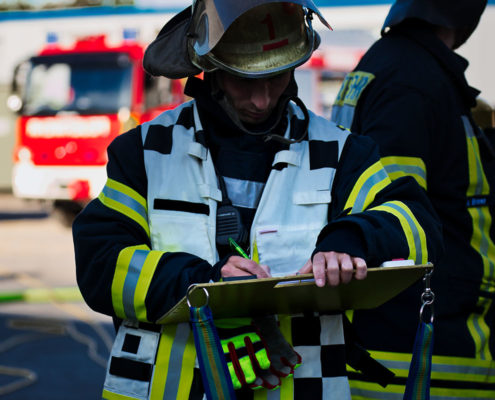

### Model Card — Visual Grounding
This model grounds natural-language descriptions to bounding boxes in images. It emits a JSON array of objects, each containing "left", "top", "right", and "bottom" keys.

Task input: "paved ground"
[{"left": 0, "top": 193, "right": 115, "bottom": 399}]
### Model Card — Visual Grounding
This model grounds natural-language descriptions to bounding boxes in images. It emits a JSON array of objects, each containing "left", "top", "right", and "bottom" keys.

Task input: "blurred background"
[{"left": 0, "top": 0, "right": 493, "bottom": 398}]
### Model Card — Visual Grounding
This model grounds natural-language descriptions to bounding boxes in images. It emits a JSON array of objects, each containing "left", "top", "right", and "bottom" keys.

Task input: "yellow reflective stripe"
[
  {"left": 150, "top": 324, "right": 175, "bottom": 400},
  {"left": 465, "top": 124, "right": 490, "bottom": 197},
  {"left": 150, "top": 324, "right": 195, "bottom": 399},
  {"left": 350, "top": 380, "right": 405, "bottom": 398},
  {"left": 112, "top": 244, "right": 148, "bottom": 319},
  {"left": 368, "top": 350, "right": 495, "bottom": 382},
  {"left": 252, "top": 240, "right": 260, "bottom": 264},
  {"left": 278, "top": 316, "right": 294, "bottom": 399},
  {"left": 176, "top": 331, "right": 196, "bottom": 399},
  {"left": 467, "top": 298, "right": 493, "bottom": 360},
  {"left": 351, "top": 351, "right": 495, "bottom": 400},
  {"left": 253, "top": 388, "right": 267, "bottom": 400},
  {"left": 102, "top": 389, "right": 140, "bottom": 400},
  {"left": 278, "top": 315, "right": 292, "bottom": 345},
  {"left": 344, "top": 161, "right": 391, "bottom": 213},
  {"left": 350, "top": 380, "right": 495, "bottom": 400},
  {"left": 134, "top": 250, "right": 163, "bottom": 321},
  {"left": 279, "top": 375, "right": 294, "bottom": 399},
  {"left": 368, "top": 349, "right": 411, "bottom": 362},
  {"left": 464, "top": 117, "right": 495, "bottom": 360},
  {"left": 430, "top": 352, "right": 495, "bottom": 384},
  {"left": 161, "top": 323, "right": 194, "bottom": 399},
  {"left": 369, "top": 201, "right": 427, "bottom": 264},
  {"left": 98, "top": 178, "right": 150, "bottom": 237},
  {"left": 430, "top": 387, "right": 495, "bottom": 399},
  {"left": 107, "top": 177, "right": 147, "bottom": 208},
  {"left": 380, "top": 156, "right": 427, "bottom": 190},
  {"left": 114, "top": 247, "right": 164, "bottom": 322}
]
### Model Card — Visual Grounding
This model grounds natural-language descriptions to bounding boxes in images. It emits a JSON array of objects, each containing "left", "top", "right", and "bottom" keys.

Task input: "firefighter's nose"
[{"left": 250, "top": 80, "right": 271, "bottom": 110}]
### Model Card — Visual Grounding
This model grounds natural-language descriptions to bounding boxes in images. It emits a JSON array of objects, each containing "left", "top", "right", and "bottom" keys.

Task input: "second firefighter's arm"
[{"left": 302, "top": 133, "right": 443, "bottom": 286}]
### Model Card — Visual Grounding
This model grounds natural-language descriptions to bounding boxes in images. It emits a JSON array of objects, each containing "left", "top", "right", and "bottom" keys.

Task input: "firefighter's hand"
[
  {"left": 253, "top": 315, "right": 302, "bottom": 377},
  {"left": 221, "top": 256, "right": 271, "bottom": 279},
  {"left": 216, "top": 318, "right": 279, "bottom": 390},
  {"left": 298, "top": 251, "right": 367, "bottom": 287}
]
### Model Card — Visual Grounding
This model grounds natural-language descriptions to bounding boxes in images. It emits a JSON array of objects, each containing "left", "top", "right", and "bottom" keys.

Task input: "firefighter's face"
[{"left": 217, "top": 70, "right": 291, "bottom": 124}]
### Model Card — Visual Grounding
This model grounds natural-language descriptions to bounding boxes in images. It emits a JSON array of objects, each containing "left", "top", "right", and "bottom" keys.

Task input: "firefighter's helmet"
[
  {"left": 143, "top": 0, "right": 331, "bottom": 79},
  {"left": 382, "top": 0, "right": 487, "bottom": 37}
]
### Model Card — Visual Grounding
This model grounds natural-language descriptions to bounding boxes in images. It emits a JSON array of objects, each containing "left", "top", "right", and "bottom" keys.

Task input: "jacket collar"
[{"left": 389, "top": 24, "right": 480, "bottom": 107}]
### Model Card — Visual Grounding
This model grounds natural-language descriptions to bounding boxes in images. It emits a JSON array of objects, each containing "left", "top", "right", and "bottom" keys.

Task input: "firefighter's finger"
[
  {"left": 312, "top": 252, "right": 327, "bottom": 287},
  {"left": 324, "top": 252, "right": 341, "bottom": 287},
  {"left": 298, "top": 258, "right": 312, "bottom": 275},
  {"left": 259, "top": 264, "right": 271, "bottom": 277},
  {"left": 339, "top": 253, "right": 354, "bottom": 284},
  {"left": 221, "top": 256, "right": 270, "bottom": 278},
  {"left": 353, "top": 257, "right": 367, "bottom": 280}
]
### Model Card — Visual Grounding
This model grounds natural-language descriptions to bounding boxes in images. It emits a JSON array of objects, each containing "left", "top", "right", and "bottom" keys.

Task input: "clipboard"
[{"left": 158, "top": 264, "right": 432, "bottom": 324}]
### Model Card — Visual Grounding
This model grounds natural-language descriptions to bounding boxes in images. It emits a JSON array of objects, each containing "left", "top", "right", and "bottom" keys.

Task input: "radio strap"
[{"left": 403, "top": 268, "right": 434, "bottom": 400}]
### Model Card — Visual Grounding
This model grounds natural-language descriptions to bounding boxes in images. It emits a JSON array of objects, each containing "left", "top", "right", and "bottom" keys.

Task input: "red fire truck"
[{"left": 9, "top": 31, "right": 185, "bottom": 219}]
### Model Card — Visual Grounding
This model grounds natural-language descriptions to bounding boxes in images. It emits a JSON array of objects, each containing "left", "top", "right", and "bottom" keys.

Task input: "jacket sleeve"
[
  {"left": 72, "top": 126, "right": 223, "bottom": 323},
  {"left": 314, "top": 133, "right": 444, "bottom": 268},
  {"left": 351, "top": 83, "right": 452, "bottom": 194}
]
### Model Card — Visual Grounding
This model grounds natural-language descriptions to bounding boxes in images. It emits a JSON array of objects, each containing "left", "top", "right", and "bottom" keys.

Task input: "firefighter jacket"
[
  {"left": 331, "top": 23, "right": 495, "bottom": 399},
  {"left": 73, "top": 76, "right": 442, "bottom": 399}
]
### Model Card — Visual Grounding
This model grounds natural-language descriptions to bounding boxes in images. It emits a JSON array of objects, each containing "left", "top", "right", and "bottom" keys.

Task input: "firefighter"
[
  {"left": 331, "top": 0, "right": 495, "bottom": 398},
  {"left": 72, "top": 1, "right": 442, "bottom": 399}
]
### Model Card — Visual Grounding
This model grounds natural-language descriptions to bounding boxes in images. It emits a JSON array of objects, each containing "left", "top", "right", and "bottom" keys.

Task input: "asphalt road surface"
[{"left": 0, "top": 193, "right": 114, "bottom": 399}]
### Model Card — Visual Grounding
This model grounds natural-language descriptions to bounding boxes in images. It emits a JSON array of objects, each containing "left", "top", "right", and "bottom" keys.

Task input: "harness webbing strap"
[
  {"left": 403, "top": 322, "right": 434, "bottom": 400},
  {"left": 190, "top": 305, "right": 236, "bottom": 400}
]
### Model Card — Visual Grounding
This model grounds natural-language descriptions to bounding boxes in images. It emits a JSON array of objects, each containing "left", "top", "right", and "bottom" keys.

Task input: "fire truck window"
[
  {"left": 23, "top": 57, "right": 133, "bottom": 116},
  {"left": 26, "top": 64, "right": 72, "bottom": 114},
  {"left": 144, "top": 74, "right": 173, "bottom": 110}
]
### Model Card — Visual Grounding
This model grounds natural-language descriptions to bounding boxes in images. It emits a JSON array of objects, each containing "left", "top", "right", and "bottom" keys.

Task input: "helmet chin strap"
[{"left": 210, "top": 72, "right": 309, "bottom": 145}]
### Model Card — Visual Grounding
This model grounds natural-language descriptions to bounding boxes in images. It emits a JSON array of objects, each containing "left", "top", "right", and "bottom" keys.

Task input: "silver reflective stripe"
[
  {"left": 379, "top": 357, "right": 492, "bottom": 376},
  {"left": 163, "top": 323, "right": 191, "bottom": 399},
  {"left": 223, "top": 176, "right": 265, "bottom": 209},
  {"left": 353, "top": 168, "right": 389, "bottom": 212},
  {"left": 383, "top": 164, "right": 426, "bottom": 182},
  {"left": 122, "top": 249, "right": 148, "bottom": 319},
  {"left": 102, "top": 185, "right": 147, "bottom": 221}
]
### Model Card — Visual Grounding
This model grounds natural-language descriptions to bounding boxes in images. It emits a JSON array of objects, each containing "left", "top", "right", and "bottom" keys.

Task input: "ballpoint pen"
[
  {"left": 228, "top": 237, "right": 250, "bottom": 259},
  {"left": 225, "top": 237, "right": 257, "bottom": 281}
]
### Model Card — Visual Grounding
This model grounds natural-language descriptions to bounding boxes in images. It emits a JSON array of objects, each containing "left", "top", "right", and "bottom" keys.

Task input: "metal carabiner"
[
  {"left": 419, "top": 269, "right": 435, "bottom": 324},
  {"left": 186, "top": 284, "right": 210, "bottom": 308}
]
